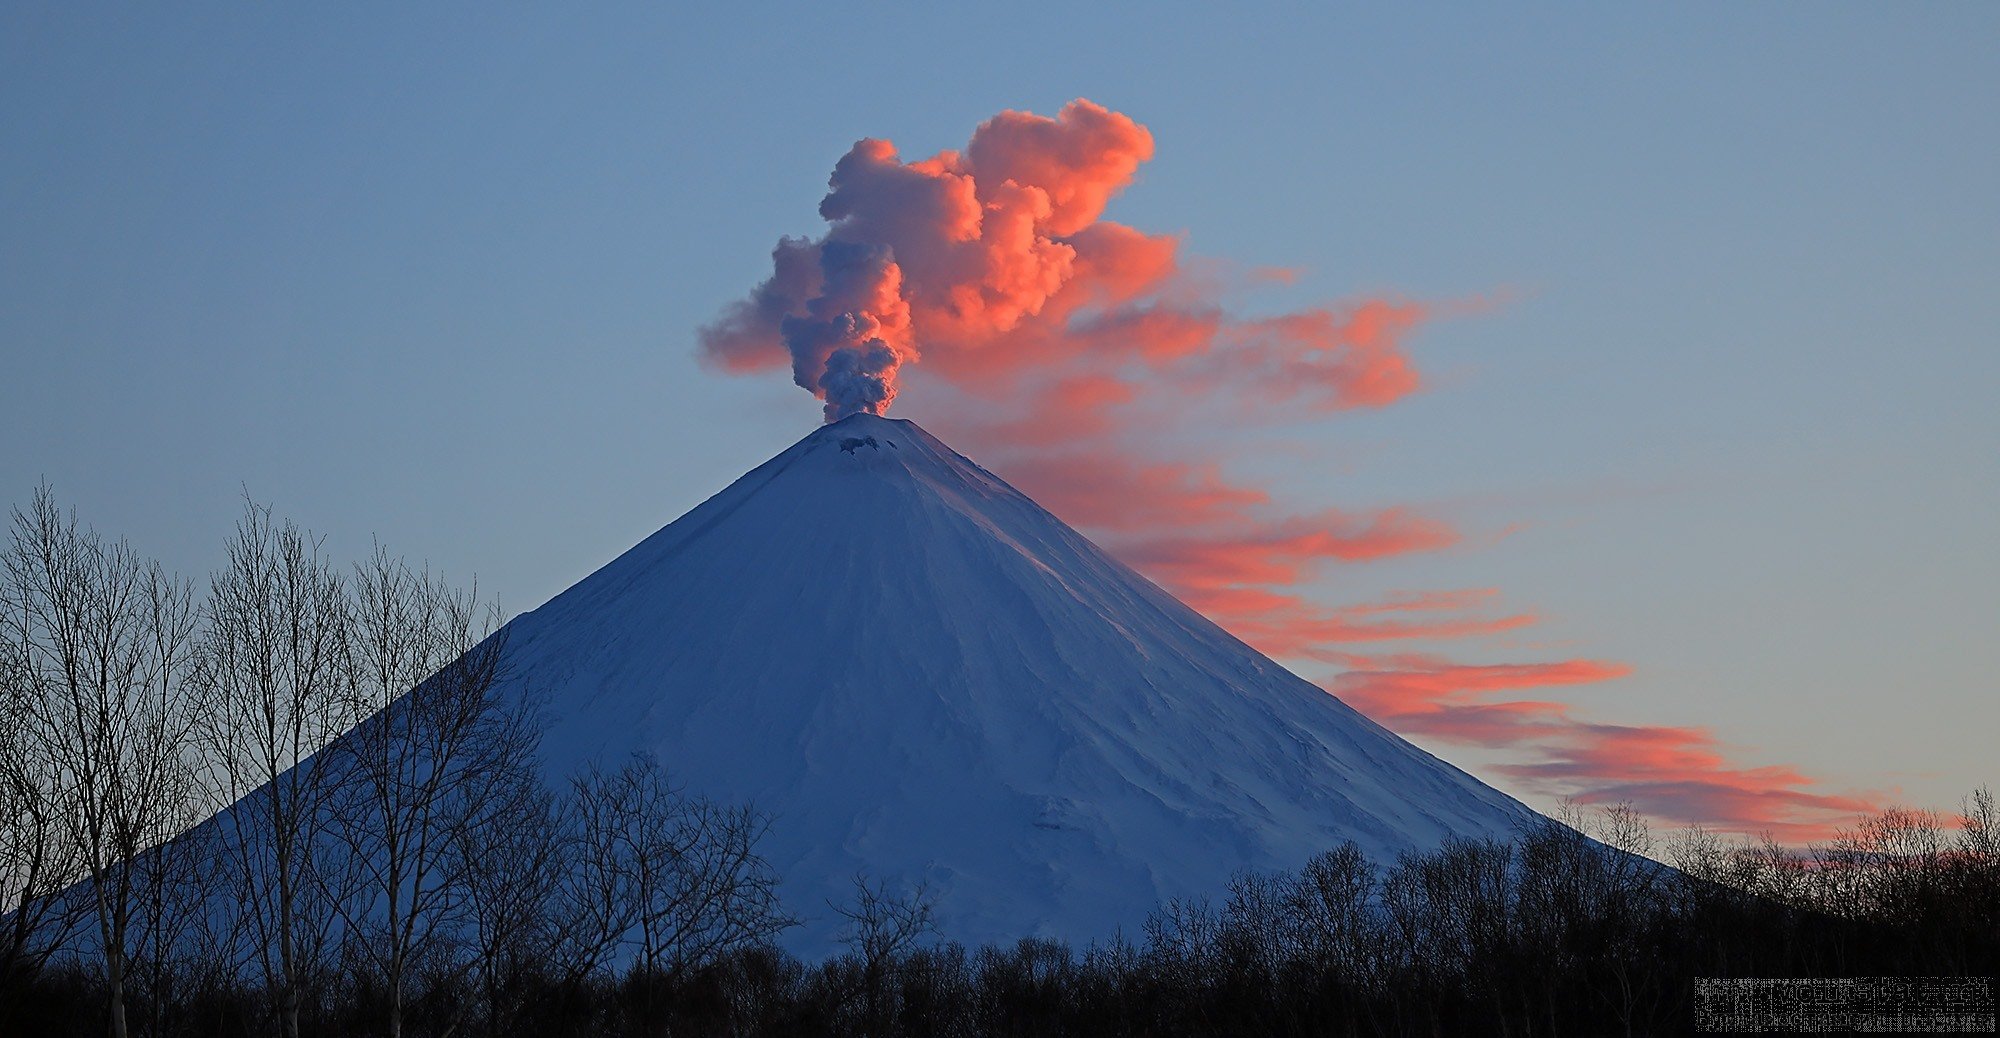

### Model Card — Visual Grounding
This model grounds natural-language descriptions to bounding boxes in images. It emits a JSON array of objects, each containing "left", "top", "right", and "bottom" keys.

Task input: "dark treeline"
[
  {"left": 10, "top": 797, "right": 1999, "bottom": 1037},
  {"left": 4, "top": 488, "right": 1997, "bottom": 1036}
]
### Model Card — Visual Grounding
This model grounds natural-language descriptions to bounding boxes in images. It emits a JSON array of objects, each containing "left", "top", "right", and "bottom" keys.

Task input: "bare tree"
[
  {"left": 1284, "top": 843, "right": 1379, "bottom": 980},
  {"left": 1142, "top": 894, "right": 1221, "bottom": 986},
  {"left": 0, "top": 623, "right": 84, "bottom": 985},
  {"left": 1960, "top": 786, "right": 1998, "bottom": 859},
  {"left": 833, "top": 872, "right": 938, "bottom": 1032},
  {"left": 325, "top": 546, "right": 533, "bottom": 1038},
  {"left": 192, "top": 500, "right": 356, "bottom": 1038},
  {"left": 1952, "top": 786, "right": 1999, "bottom": 951},
  {"left": 123, "top": 793, "right": 219, "bottom": 1038},
  {"left": 1521, "top": 802, "right": 1666, "bottom": 1032},
  {"left": 1220, "top": 868, "right": 1295, "bottom": 976},
  {"left": 570, "top": 754, "right": 794, "bottom": 980},
  {"left": 452, "top": 749, "right": 568, "bottom": 1036},
  {"left": 2, "top": 486, "right": 202, "bottom": 1038},
  {"left": 552, "top": 771, "right": 642, "bottom": 982}
]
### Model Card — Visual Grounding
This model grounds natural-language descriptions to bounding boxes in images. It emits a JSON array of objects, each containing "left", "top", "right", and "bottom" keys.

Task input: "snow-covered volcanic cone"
[{"left": 502, "top": 413, "right": 1538, "bottom": 951}]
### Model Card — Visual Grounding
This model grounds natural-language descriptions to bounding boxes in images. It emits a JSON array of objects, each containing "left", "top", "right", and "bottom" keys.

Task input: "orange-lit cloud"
[
  {"left": 1121, "top": 507, "right": 1460, "bottom": 587},
  {"left": 702, "top": 98, "right": 1432, "bottom": 420},
  {"left": 1498, "top": 724, "right": 1884, "bottom": 843},
  {"left": 998, "top": 453, "right": 1267, "bottom": 533},
  {"left": 966, "top": 373, "right": 1138, "bottom": 447},
  {"left": 1327, "top": 658, "right": 1631, "bottom": 744},
  {"left": 1212, "top": 300, "right": 1428, "bottom": 410},
  {"left": 1325, "top": 656, "right": 1883, "bottom": 839},
  {"left": 700, "top": 98, "right": 1881, "bottom": 842},
  {"left": 1196, "top": 591, "right": 1538, "bottom": 659}
]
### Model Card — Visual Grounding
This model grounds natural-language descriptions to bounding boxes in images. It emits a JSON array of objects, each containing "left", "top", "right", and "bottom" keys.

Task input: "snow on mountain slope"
[{"left": 501, "top": 413, "right": 1540, "bottom": 952}]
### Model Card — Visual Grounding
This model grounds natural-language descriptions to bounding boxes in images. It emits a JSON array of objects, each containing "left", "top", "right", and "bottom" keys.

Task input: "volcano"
[{"left": 501, "top": 412, "right": 1538, "bottom": 951}]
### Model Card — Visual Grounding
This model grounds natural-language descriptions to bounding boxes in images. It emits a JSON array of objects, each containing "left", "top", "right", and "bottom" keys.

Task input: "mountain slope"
[{"left": 503, "top": 412, "right": 1537, "bottom": 951}]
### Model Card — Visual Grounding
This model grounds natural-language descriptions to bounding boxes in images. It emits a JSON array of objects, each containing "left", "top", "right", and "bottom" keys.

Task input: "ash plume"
[{"left": 699, "top": 99, "right": 1153, "bottom": 420}]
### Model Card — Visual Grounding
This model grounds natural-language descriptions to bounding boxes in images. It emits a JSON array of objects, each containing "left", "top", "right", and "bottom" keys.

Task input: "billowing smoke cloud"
[
  {"left": 701, "top": 99, "right": 1422, "bottom": 420},
  {"left": 701, "top": 100, "right": 1882, "bottom": 839},
  {"left": 701, "top": 100, "right": 1155, "bottom": 419}
]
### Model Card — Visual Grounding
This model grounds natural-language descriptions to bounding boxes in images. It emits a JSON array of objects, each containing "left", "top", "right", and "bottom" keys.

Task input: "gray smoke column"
[{"left": 775, "top": 241, "right": 912, "bottom": 421}]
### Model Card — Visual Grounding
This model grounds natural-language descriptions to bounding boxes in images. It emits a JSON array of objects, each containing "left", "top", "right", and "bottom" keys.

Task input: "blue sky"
[{"left": 3, "top": 3, "right": 1995, "bottom": 828}]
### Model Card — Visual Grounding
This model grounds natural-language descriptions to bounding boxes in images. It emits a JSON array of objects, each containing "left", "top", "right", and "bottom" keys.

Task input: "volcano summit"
[{"left": 498, "top": 413, "right": 1537, "bottom": 951}]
